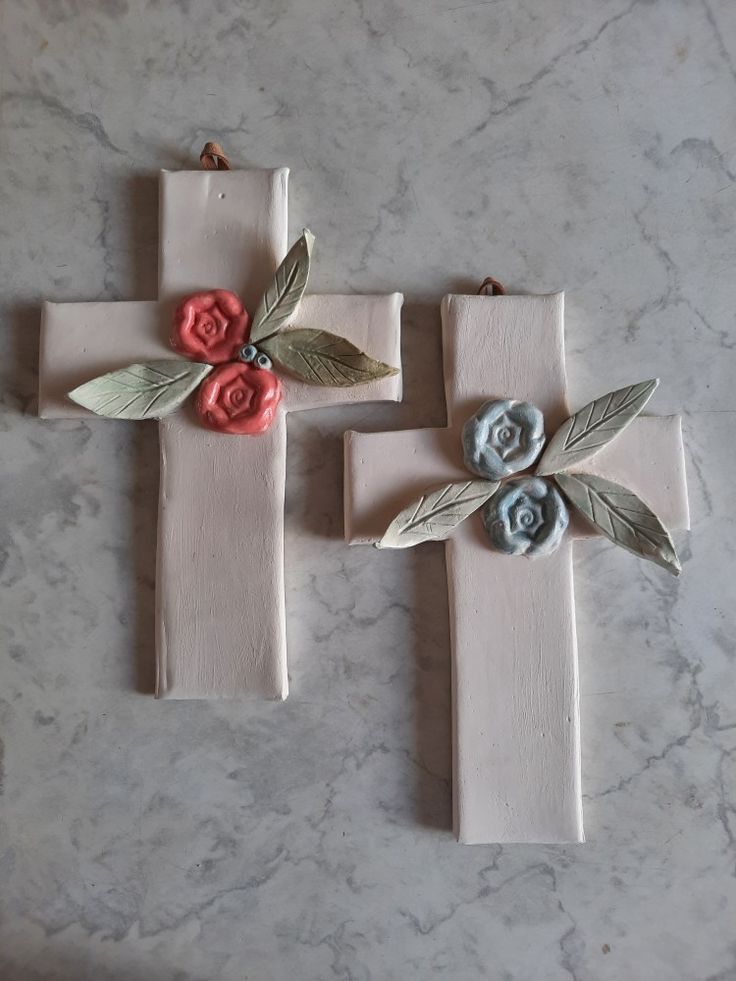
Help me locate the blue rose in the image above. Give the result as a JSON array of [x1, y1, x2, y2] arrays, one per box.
[[462, 399, 545, 481], [482, 476, 569, 557]]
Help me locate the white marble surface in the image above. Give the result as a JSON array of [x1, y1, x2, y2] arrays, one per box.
[[1, 0, 734, 977]]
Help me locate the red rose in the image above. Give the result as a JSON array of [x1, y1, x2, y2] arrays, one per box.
[[196, 362, 282, 435], [171, 290, 250, 363]]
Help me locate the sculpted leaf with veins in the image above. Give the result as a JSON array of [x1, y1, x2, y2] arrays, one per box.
[[377, 480, 499, 549], [537, 379, 659, 475]]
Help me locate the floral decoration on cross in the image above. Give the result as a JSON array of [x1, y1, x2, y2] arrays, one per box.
[[378, 379, 682, 575], [68, 230, 397, 435]]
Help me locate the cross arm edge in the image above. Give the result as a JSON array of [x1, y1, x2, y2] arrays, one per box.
[[343, 425, 466, 544]]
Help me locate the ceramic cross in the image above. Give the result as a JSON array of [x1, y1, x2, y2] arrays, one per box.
[[39, 161, 402, 699], [344, 292, 689, 844]]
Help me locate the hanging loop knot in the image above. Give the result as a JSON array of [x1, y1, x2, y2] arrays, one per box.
[[200, 142, 231, 170], [478, 276, 506, 296]]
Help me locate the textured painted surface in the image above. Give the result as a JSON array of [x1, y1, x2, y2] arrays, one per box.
[[2, 0, 734, 976], [345, 293, 689, 843]]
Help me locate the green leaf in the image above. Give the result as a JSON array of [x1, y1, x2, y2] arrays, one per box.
[[67, 360, 212, 419], [377, 480, 499, 549], [536, 379, 659, 475], [260, 328, 398, 387], [249, 229, 314, 343], [555, 472, 681, 576]]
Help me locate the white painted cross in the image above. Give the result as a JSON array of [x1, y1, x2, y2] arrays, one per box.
[[39, 163, 402, 699], [344, 292, 689, 843]]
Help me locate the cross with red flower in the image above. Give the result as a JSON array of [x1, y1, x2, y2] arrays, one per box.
[[39, 155, 402, 700]]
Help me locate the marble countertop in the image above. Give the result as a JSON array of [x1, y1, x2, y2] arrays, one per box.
[[1, 1, 734, 978]]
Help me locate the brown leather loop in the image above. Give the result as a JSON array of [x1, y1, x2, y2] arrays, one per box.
[[200, 142, 231, 170], [477, 276, 506, 296]]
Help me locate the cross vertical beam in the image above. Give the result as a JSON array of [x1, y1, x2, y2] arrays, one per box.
[[345, 292, 689, 843], [444, 293, 581, 842], [155, 167, 290, 699]]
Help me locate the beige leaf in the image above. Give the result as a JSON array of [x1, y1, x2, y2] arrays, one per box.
[[555, 471, 681, 576], [68, 360, 212, 419], [261, 328, 398, 387], [537, 379, 658, 475], [377, 480, 499, 549], [249, 229, 314, 343]]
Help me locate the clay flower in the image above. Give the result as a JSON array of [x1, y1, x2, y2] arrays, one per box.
[[196, 361, 281, 435], [171, 290, 250, 364], [482, 476, 569, 557], [462, 399, 545, 481]]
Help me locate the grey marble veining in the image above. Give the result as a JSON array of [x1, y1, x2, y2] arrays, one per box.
[[1, 0, 735, 978]]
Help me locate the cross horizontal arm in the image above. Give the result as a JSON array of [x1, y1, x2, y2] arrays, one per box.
[[344, 415, 690, 544], [39, 301, 168, 418], [344, 427, 466, 544], [280, 294, 402, 412], [39, 294, 403, 420]]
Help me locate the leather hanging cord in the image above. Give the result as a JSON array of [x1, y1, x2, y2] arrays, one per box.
[[478, 276, 506, 296], [200, 142, 231, 170]]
